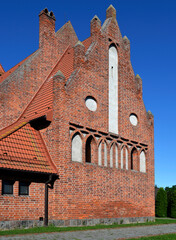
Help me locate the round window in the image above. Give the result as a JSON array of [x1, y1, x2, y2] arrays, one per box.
[[129, 114, 138, 126], [85, 96, 97, 112]]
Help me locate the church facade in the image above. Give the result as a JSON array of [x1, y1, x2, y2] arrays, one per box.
[[0, 5, 155, 229]]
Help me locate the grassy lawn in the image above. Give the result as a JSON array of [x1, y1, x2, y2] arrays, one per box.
[[129, 233, 176, 240], [0, 218, 176, 236]]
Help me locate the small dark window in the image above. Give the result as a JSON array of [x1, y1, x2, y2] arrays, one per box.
[[19, 182, 29, 195], [2, 180, 14, 195]]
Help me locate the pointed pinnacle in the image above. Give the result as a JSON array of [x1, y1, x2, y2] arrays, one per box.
[[107, 4, 116, 11], [123, 36, 129, 41], [106, 4, 116, 19], [135, 74, 142, 79], [54, 70, 65, 78], [91, 15, 101, 22], [74, 40, 85, 48]]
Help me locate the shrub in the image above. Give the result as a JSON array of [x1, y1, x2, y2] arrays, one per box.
[[155, 187, 167, 217]]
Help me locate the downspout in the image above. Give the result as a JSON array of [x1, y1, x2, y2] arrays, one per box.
[[44, 183, 49, 226], [44, 174, 58, 226]]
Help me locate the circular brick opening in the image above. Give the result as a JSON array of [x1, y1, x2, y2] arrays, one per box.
[[85, 96, 97, 112], [129, 114, 138, 126]]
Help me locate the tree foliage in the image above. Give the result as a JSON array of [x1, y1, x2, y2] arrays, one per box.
[[165, 185, 176, 217], [170, 190, 176, 218], [155, 187, 167, 217]]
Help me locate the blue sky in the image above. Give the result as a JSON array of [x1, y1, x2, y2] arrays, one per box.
[[1, 0, 176, 188]]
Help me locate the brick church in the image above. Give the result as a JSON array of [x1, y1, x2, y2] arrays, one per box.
[[0, 5, 155, 228]]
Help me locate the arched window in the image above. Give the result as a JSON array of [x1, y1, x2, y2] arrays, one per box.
[[121, 146, 124, 169], [71, 133, 82, 162], [98, 141, 102, 166], [125, 147, 128, 170], [140, 151, 146, 173], [85, 136, 97, 163], [121, 146, 128, 169], [131, 148, 138, 171], [104, 141, 108, 167], [110, 144, 113, 168], [110, 143, 118, 168], [109, 45, 118, 134], [115, 144, 118, 168]]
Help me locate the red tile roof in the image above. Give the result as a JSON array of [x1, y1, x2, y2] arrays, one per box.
[[52, 47, 74, 80], [0, 123, 57, 174]]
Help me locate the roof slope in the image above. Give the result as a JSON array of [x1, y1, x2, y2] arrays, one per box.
[[0, 123, 57, 174]]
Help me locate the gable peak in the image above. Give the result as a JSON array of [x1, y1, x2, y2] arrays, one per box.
[[123, 36, 129, 41], [106, 4, 116, 19], [135, 74, 142, 79], [91, 15, 101, 22]]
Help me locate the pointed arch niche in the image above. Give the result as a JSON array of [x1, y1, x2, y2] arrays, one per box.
[[140, 151, 146, 173], [110, 143, 118, 168], [131, 148, 138, 171], [121, 146, 128, 170], [71, 133, 82, 162], [98, 141, 102, 166], [85, 136, 97, 164], [109, 44, 118, 134]]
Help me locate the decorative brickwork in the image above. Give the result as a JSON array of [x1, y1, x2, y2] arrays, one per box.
[[0, 4, 154, 229]]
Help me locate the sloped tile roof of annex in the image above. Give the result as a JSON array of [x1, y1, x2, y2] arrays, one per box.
[[0, 122, 58, 174]]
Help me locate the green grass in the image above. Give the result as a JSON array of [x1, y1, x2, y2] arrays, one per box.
[[0, 218, 176, 236], [129, 233, 176, 240]]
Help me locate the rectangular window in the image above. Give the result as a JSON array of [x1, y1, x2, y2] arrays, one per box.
[[2, 180, 14, 195], [19, 182, 29, 195]]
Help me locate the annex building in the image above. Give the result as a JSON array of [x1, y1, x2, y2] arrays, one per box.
[[0, 5, 155, 229]]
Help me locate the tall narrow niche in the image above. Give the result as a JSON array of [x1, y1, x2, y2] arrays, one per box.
[[109, 45, 118, 134]]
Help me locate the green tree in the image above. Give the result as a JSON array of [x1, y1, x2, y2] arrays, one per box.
[[171, 190, 176, 218], [165, 187, 172, 217], [155, 187, 167, 217], [165, 185, 176, 217]]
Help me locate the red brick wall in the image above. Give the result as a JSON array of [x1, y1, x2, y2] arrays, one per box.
[[0, 6, 155, 223], [0, 180, 45, 221]]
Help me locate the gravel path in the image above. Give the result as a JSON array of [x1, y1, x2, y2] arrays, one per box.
[[0, 224, 176, 240]]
